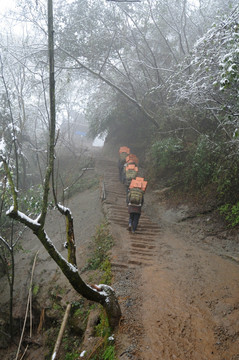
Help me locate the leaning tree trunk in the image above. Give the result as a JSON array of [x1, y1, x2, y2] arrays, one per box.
[[6, 184, 121, 329]]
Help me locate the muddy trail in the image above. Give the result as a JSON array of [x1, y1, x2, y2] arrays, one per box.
[[96, 154, 239, 360]]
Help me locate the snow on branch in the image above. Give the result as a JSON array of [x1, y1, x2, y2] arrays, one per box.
[[57, 203, 72, 216], [43, 230, 78, 273], [6, 207, 41, 231]]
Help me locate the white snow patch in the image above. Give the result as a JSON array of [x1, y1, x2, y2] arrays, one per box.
[[80, 350, 86, 357], [98, 284, 115, 292], [58, 203, 72, 215], [44, 231, 78, 273], [11, 210, 41, 227], [100, 290, 109, 298], [0, 137, 6, 152], [97, 284, 116, 303], [6, 205, 14, 215], [105, 297, 110, 304]]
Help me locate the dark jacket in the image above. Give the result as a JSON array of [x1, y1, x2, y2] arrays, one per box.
[[128, 204, 142, 214]]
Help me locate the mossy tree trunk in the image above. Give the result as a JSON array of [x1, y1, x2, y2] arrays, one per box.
[[7, 206, 121, 329]]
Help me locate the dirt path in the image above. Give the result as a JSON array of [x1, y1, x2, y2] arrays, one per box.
[[96, 154, 239, 360]]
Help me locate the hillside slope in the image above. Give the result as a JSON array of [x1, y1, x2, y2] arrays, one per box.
[[96, 151, 239, 360]]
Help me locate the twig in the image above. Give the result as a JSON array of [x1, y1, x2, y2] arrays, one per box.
[[37, 309, 45, 334], [51, 303, 71, 360], [15, 251, 39, 360], [102, 180, 106, 201], [19, 345, 28, 360], [86, 337, 105, 360]]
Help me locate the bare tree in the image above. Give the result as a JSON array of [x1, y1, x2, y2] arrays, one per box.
[[0, 0, 121, 330]]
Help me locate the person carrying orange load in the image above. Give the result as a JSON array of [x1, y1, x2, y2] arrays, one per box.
[[126, 178, 147, 233], [118, 146, 130, 182], [124, 163, 138, 188], [120, 153, 139, 184]]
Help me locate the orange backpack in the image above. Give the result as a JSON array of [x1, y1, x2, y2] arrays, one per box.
[[130, 177, 148, 192], [119, 147, 130, 163], [126, 154, 139, 165], [119, 146, 130, 154]]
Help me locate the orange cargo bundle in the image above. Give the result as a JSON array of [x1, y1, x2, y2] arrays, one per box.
[[130, 178, 148, 192], [135, 177, 147, 190], [129, 179, 142, 189], [119, 146, 130, 154], [126, 154, 139, 165], [126, 164, 138, 172]]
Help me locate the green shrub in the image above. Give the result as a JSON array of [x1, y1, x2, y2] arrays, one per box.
[[20, 184, 45, 216], [150, 137, 183, 171], [185, 135, 218, 188], [92, 310, 116, 360], [95, 310, 110, 338], [100, 258, 112, 285], [214, 159, 239, 202], [85, 222, 114, 271], [219, 202, 239, 227], [32, 284, 40, 296], [65, 351, 79, 360], [90, 343, 116, 360], [102, 345, 116, 360]]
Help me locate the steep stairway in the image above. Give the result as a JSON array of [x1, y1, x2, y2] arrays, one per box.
[[96, 157, 160, 268]]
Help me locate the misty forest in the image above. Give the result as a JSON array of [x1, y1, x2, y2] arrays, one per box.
[[0, 0, 239, 359]]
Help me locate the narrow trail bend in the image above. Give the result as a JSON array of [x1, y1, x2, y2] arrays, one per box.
[[96, 154, 239, 360]]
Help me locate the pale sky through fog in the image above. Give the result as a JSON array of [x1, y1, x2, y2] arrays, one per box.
[[0, 0, 200, 13], [0, 0, 16, 13]]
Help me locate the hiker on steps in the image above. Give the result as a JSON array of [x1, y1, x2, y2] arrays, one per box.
[[126, 184, 144, 234], [118, 146, 130, 182]]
